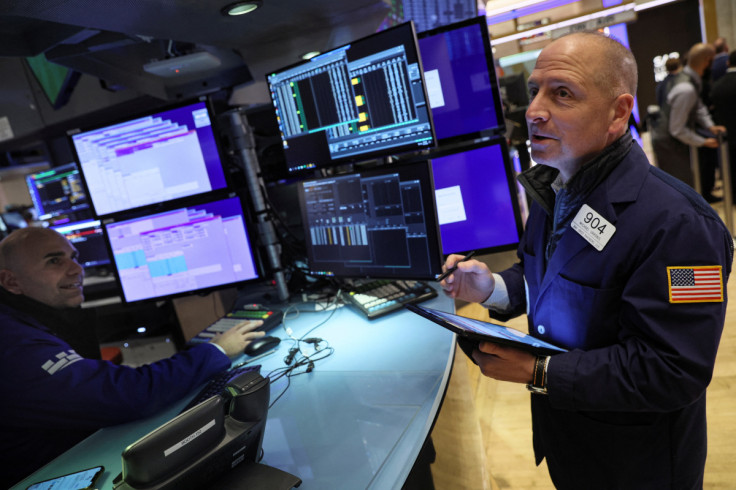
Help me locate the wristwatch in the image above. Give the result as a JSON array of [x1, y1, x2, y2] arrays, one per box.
[[526, 355, 550, 395]]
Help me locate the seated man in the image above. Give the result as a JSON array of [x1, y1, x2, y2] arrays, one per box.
[[0, 227, 265, 488]]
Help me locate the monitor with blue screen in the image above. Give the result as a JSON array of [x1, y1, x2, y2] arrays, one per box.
[[25, 162, 90, 220], [418, 16, 505, 144], [430, 139, 523, 255], [267, 21, 435, 173], [104, 195, 259, 303], [50, 219, 111, 269], [70, 99, 227, 218]]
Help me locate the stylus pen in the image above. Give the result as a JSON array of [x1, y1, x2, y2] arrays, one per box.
[[436, 250, 477, 282]]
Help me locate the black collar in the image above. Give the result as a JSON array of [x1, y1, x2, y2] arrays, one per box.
[[518, 130, 634, 216], [0, 288, 101, 359]]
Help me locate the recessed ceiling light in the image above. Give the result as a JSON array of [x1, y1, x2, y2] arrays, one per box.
[[301, 51, 321, 60], [222, 1, 262, 16]]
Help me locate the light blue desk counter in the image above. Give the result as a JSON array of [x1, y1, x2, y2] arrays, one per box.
[[14, 290, 455, 490]]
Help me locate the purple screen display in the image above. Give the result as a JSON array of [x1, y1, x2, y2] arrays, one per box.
[[72, 101, 227, 217], [432, 143, 520, 254], [105, 196, 259, 303], [419, 22, 503, 141]]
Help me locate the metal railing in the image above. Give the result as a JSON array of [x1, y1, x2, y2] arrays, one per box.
[[691, 131, 734, 235]]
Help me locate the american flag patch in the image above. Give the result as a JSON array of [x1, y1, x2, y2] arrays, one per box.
[[667, 266, 723, 303]]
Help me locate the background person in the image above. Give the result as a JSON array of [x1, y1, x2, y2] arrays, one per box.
[[652, 43, 725, 201], [711, 50, 736, 201]]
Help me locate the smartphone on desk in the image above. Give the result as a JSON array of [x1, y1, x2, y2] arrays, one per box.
[[27, 465, 104, 490]]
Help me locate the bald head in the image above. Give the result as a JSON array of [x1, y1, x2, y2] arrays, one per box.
[[555, 32, 638, 99], [687, 43, 716, 74], [0, 227, 64, 271], [526, 31, 636, 180], [714, 37, 728, 54], [0, 227, 85, 308]]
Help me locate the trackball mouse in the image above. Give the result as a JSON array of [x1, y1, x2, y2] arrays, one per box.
[[244, 335, 281, 356]]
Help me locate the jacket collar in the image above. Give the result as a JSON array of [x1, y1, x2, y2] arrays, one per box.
[[518, 130, 635, 217], [683, 65, 702, 91], [0, 287, 100, 359]]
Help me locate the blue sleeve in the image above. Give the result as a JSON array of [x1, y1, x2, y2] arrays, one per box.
[[0, 325, 231, 430]]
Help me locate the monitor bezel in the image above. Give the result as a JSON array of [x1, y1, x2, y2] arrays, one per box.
[[68, 96, 231, 220], [417, 15, 507, 147], [101, 190, 263, 305], [296, 160, 444, 281], [266, 21, 437, 175], [427, 137, 524, 257]]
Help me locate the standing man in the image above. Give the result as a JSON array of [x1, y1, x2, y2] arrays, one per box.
[[0, 227, 266, 488], [711, 37, 730, 83], [656, 56, 682, 107], [651, 43, 725, 201], [442, 32, 732, 489], [710, 50, 736, 196]]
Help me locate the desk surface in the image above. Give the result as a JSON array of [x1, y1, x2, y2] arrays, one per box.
[[14, 290, 455, 490]]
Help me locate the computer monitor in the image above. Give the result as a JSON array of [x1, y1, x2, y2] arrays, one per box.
[[266, 21, 435, 174], [104, 194, 260, 303], [69, 99, 228, 218], [418, 16, 506, 144], [297, 161, 443, 280], [25, 162, 90, 220], [50, 219, 111, 268], [430, 139, 523, 255], [0, 212, 28, 231]]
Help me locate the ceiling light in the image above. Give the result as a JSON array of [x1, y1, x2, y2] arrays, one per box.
[[222, 1, 262, 16], [634, 0, 680, 11], [301, 51, 321, 60], [490, 3, 635, 45], [484, 0, 550, 18]]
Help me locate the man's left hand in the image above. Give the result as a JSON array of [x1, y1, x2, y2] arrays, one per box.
[[472, 342, 537, 384]]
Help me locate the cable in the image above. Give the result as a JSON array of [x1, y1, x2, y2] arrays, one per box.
[[265, 294, 340, 408], [267, 344, 334, 408], [297, 289, 342, 341]]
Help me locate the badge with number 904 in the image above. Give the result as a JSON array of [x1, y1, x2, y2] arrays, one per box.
[[571, 204, 616, 251]]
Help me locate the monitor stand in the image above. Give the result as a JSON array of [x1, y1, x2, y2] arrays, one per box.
[[172, 288, 238, 342]]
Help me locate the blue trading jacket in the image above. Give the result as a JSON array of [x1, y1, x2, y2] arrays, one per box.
[[0, 299, 230, 488], [496, 142, 733, 489]]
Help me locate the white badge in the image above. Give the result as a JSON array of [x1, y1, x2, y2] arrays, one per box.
[[570, 204, 616, 251]]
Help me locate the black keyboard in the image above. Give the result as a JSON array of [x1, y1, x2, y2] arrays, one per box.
[[181, 365, 260, 413], [188, 306, 284, 345], [342, 279, 438, 319]]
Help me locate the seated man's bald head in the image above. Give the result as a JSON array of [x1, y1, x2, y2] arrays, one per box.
[[0, 227, 85, 308], [0, 227, 62, 271]]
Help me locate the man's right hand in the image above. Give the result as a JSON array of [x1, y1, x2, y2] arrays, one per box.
[[440, 254, 495, 304], [703, 137, 720, 149], [211, 320, 265, 358]]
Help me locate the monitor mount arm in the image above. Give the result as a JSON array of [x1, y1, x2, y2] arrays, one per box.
[[225, 109, 289, 302]]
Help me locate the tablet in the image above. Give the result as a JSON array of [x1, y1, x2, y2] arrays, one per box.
[[405, 304, 567, 356]]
